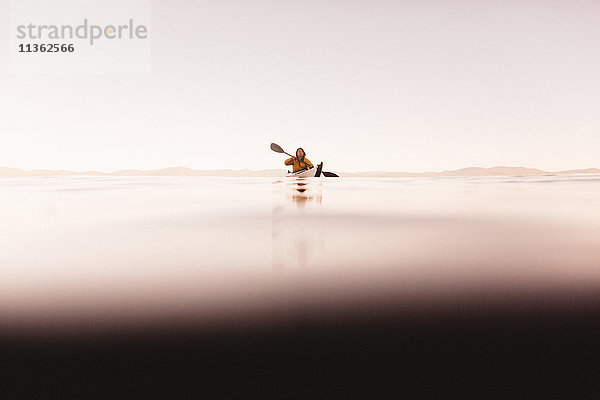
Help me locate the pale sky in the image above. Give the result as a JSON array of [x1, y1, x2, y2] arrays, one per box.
[[1, 0, 599, 172]]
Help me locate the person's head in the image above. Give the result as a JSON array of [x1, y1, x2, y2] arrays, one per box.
[[296, 148, 306, 159]]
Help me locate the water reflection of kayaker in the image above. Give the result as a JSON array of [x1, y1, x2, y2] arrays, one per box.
[[284, 148, 314, 172]]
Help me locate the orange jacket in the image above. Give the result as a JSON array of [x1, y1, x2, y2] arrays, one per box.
[[284, 157, 314, 172]]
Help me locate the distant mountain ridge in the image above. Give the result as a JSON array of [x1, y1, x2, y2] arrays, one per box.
[[339, 167, 600, 177], [1, 166, 599, 178], [0, 167, 286, 177]]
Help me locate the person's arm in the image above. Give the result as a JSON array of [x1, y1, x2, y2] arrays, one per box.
[[284, 157, 294, 166], [305, 159, 314, 168]]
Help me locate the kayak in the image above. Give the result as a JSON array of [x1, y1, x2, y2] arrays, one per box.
[[287, 168, 317, 178], [286, 163, 323, 178]]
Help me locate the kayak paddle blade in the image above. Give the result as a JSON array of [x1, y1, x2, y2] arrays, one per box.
[[270, 143, 285, 153], [322, 171, 339, 177], [315, 162, 323, 177]]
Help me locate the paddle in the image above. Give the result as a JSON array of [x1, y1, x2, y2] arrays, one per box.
[[270, 143, 339, 177], [270, 143, 294, 158]]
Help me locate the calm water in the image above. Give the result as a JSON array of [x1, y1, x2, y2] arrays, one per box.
[[1, 175, 599, 332]]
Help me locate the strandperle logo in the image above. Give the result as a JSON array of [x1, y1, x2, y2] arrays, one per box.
[[16, 19, 149, 45]]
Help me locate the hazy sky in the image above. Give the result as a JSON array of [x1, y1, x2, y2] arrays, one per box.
[[1, 0, 599, 172]]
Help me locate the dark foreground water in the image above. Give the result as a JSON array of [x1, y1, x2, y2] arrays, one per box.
[[1, 175, 599, 397]]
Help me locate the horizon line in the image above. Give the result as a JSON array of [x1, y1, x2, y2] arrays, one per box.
[[1, 165, 599, 178]]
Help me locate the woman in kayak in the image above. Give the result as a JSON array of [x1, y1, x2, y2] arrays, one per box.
[[285, 148, 314, 172]]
